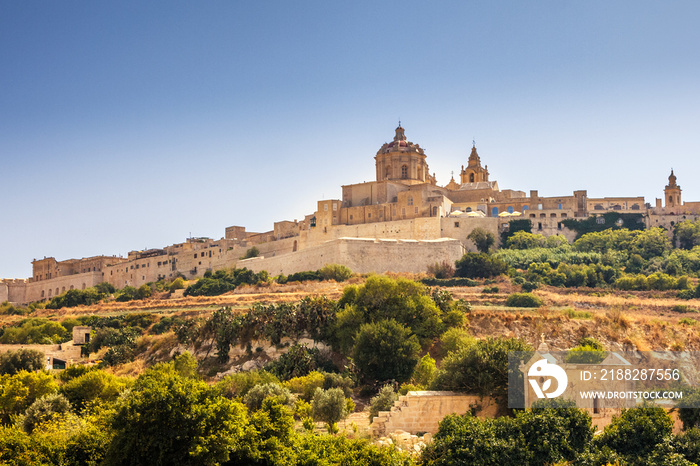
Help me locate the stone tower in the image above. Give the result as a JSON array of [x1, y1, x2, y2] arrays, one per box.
[[375, 125, 436, 185], [665, 169, 682, 209], [460, 144, 490, 184]]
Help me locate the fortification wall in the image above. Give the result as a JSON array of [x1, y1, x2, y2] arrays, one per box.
[[305, 216, 443, 246], [0, 282, 7, 303], [23, 271, 104, 303], [238, 237, 463, 276], [440, 217, 499, 251], [0, 279, 28, 303]]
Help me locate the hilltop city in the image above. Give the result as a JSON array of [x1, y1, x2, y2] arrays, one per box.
[[2, 125, 699, 304]]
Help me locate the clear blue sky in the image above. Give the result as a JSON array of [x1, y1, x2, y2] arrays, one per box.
[[2, 1, 699, 279]]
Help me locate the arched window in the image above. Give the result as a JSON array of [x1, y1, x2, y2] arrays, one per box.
[[522, 205, 529, 211], [466, 207, 472, 212], [401, 165, 408, 179], [669, 195, 674, 204], [385, 166, 391, 178], [491, 207, 499, 216], [417, 168, 423, 180], [469, 173, 475, 182], [507, 206, 514, 214], [558, 203, 563, 210]]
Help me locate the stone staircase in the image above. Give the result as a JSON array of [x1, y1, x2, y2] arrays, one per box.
[[370, 391, 497, 437]]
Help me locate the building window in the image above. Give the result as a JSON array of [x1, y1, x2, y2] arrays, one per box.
[[558, 203, 563, 210], [401, 165, 408, 179], [333, 203, 337, 211], [385, 166, 391, 178], [368, 213, 371, 218], [414, 207, 418, 214], [596, 217, 605, 224], [470, 173, 475, 182], [408, 196, 413, 206], [350, 215, 353, 220], [454, 222, 460, 228], [491, 207, 499, 216], [523, 205, 529, 211], [558, 222, 562, 230], [507, 206, 514, 214], [324, 204, 328, 211], [194, 253, 197, 258]]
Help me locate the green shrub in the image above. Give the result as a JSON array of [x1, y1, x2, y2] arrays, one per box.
[[672, 305, 698, 314], [46, 287, 106, 309], [412, 354, 437, 387], [216, 370, 280, 399], [0, 318, 70, 345], [427, 260, 455, 279], [21, 393, 71, 433], [562, 308, 591, 319], [455, 252, 509, 279], [368, 385, 398, 422], [398, 383, 424, 395], [521, 281, 539, 292], [420, 277, 479, 287], [431, 337, 533, 403], [565, 346, 607, 364], [439, 328, 475, 356], [0, 301, 29, 315], [312, 387, 349, 432], [505, 292, 543, 308], [352, 319, 420, 384], [168, 277, 186, 292], [679, 318, 697, 326], [318, 264, 353, 282], [184, 267, 269, 297], [264, 344, 336, 381], [285, 270, 322, 283], [241, 246, 260, 259], [284, 371, 325, 402], [0, 348, 45, 375], [243, 383, 295, 411]]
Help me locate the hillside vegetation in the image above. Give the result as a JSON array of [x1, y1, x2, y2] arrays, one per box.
[[2, 222, 700, 464]]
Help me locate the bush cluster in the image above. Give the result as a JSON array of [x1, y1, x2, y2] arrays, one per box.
[[184, 267, 269, 296]]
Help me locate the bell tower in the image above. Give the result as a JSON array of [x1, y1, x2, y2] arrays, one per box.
[[459, 143, 489, 184], [664, 169, 682, 209]]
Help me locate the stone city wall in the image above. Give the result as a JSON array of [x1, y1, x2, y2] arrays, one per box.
[[23, 271, 104, 303], [239, 237, 464, 276]]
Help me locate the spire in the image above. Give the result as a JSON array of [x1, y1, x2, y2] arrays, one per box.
[[394, 124, 406, 142], [467, 145, 481, 168], [669, 169, 677, 187]]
